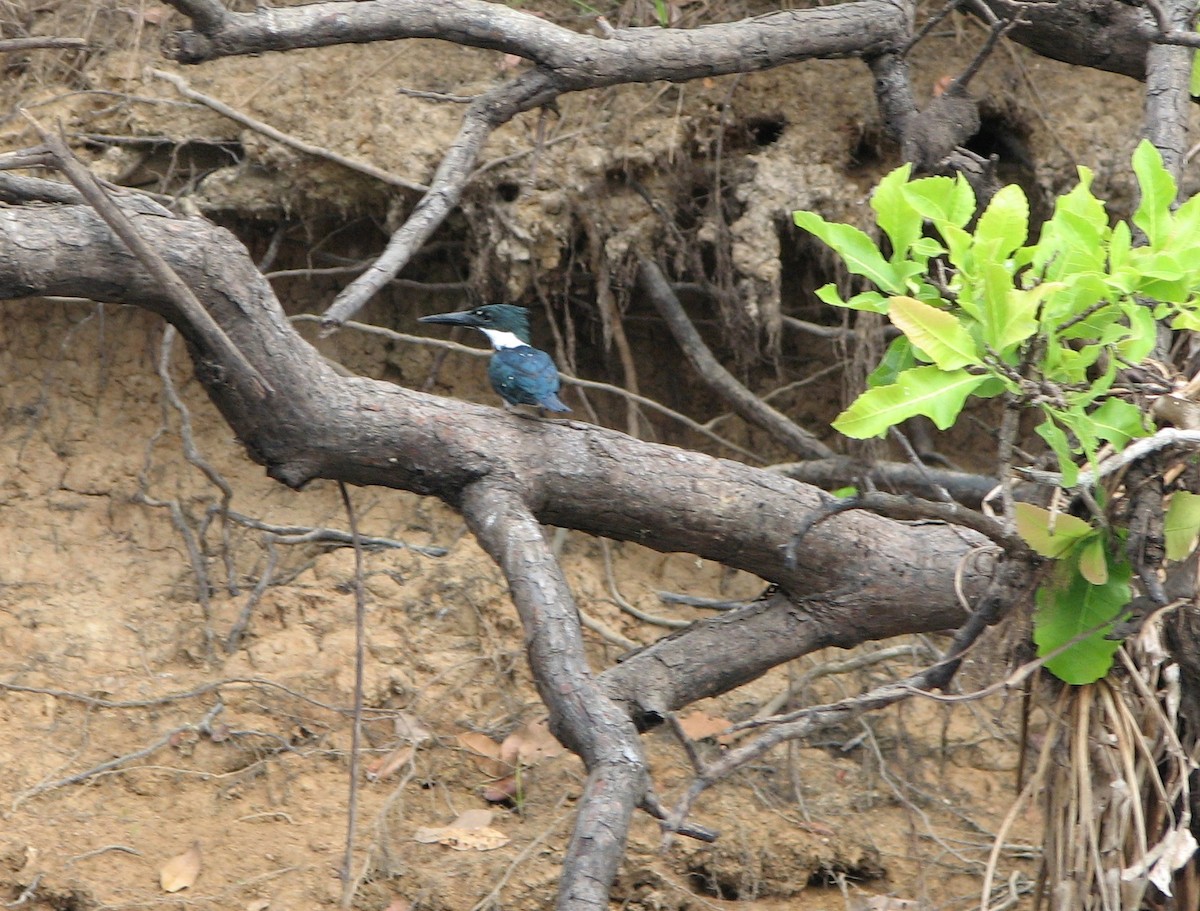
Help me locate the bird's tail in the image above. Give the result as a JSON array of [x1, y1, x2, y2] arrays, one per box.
[[542, 393, 571, 412]]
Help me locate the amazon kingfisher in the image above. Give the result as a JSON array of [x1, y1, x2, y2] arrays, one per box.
[[419, 304, 571, 413]]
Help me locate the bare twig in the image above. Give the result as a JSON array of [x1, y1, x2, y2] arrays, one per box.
[[337, 481, 368, 909], [1017, 428, 1200, 489], [225, 538, 279, 653], [638, 257, 834, 460], [160, 326, 239, 595], [203, 502, 447, 556], [0, 37, 88, 53], [149, 69, 428, 193], [15, 703, 224, 805], [20, 113, 272, 397]]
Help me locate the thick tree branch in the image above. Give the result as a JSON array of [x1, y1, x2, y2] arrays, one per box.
[[773, 456, 999, 507], [321, 68, 558, 327], [162, 0, 908, 71], [0, 202, 1018, 733], [1142, 0, 1196, 177], [163, 0, 911, 323], [461, 482, 647, 911]]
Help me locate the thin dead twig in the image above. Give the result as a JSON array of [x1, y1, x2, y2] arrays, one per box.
[[14, 703, 224, 806], [149, 69, 428, 193], [601, 540, 688, 629], [0, 37, 88, 52], [1018, 428, 1200, 489], [20, 112, 272, 398], [225, 538, 279, 653], [337, 481, 368, 909], [638, 256, 834, 461], [204, 502, 446, 556], [160, 326, 239, 595], [468, 800, 573, 911]]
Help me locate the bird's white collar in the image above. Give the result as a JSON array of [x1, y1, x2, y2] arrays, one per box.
[[480, 328, 526, 350]]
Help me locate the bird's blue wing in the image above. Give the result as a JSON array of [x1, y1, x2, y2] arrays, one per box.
[[489, 347, 570, 411]]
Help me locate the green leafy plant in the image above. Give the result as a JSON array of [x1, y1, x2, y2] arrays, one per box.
[[793, 141, 1200, 683]]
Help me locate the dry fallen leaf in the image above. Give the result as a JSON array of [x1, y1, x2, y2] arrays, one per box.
[[413, 809, 510, 851], [499, 719, 564, 766], [160, 842, 202, 893], [450, 808, 493, 830], [481, 776, 518, 803], [457, 731, 512, 778], [366, 744, 413, 782]]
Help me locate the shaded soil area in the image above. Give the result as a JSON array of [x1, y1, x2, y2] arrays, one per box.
[[0, 1, 1155, 907]]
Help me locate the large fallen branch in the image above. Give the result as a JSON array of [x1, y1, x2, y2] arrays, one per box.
[[0, 185, 1030, 907]]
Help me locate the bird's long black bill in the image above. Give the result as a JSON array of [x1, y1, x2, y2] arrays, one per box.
[[418, 310, 483, 328]]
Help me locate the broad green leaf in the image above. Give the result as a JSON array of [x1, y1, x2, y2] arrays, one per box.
[[816, 283, 889, 313], [832, 366, 985, 438], [1132, 139, 1176, 247], [1087, 398, 1148, 449], [1035, 415, 1079, 487], [1014, 502, 1094, 558], [871, 163, 921, 261], [942, 223, 974, 274], [992, 285, 1047, 353], [1034, 555, 1130, 684], [887, 296, 981, 370], [1171, 191, 1200, 245], [974, 184, 1029, 258], [1116, 303, 1158, 363], [794, 212, 901, 293], [1165, 491, 1200, 561], [1034, 171, 1107, 277], [1043, 272, 1109, 330], [1170, 308, 1200, 331], [1078, 536, 1109, 585], [831, 485, 859, 499], [902, 175, 975, 227]]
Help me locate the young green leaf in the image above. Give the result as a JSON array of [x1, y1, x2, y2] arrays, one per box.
[[902, 175, 976, 228], [1132, 139, 1176, 247], [1013, 502, 1094, 558], [832, 366, 985, 438], [793, 212, 901, 293], [1034, 416, 1080, 488], [1164, 491, 1200, 561], [871, 163, 921, 261], [1033, 555, 1130, 684], [816, 284, 888, 313], [973, 183, 1029, 258], [1087, 398, 1148, 450], [887, 296, 981, 370]]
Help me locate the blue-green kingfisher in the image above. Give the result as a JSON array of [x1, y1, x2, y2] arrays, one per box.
[[419, 304, 571, 413]]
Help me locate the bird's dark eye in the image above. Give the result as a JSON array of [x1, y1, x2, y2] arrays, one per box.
[[474, 309, 491, 321]]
